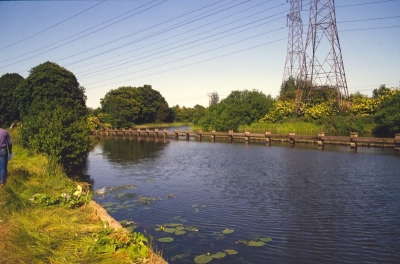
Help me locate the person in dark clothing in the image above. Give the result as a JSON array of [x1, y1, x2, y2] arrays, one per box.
[[0, 120, 12, 186]]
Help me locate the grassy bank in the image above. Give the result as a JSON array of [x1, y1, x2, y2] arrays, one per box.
[[134, 122, 192, 129], [0, 130, 163, 263]]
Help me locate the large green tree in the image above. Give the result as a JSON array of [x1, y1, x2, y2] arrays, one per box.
[[0, 73, 24, 126], [15, 61, 90, 168], [14, 61, 87, 117], [199, 89, 274, 131], [374, 90, 400, 135], [100, 85, 170, 128]]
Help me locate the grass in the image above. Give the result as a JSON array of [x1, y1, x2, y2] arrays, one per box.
[[134, 122, 192, 129], [0, 129, 165, 263], [239, 120, 325, 135]]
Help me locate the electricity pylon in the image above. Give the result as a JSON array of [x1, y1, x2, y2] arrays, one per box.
[[282, 0, 303, 84], [297, 0, 348, 105]]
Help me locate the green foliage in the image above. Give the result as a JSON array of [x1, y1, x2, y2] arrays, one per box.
[[374, 90, 400, 135], [91, 229, 149, 262], [87, 116, 100, 130], [170, 104, 206, 124], [279, 76, 298, 101], [28, 184, 91, 208], [100, 85, 170, 128], [316, 115, 375, 133], [199, 89, 274, 131], [20, 104, 91, 168], [259, 100, 295, 123], [14, 61, 87, 118], [0, 73, 24, 126]]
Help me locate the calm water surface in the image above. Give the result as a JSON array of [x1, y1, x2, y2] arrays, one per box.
[[86, 136, 400, 263]]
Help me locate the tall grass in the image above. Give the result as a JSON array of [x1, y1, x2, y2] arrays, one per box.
[[239, 120, 324, 134], [0, 129, 164, 263], [135, 122, 192, 129]]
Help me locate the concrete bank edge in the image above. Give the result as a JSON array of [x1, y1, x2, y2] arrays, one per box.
[[89, 200, 168, 264]]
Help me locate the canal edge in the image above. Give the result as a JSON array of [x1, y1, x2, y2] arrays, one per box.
[[89, 200, 168, 264]]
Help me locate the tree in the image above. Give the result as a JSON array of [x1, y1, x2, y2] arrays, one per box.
[[372, 84, 392, 99], [199, 89, 275, 131], [0, 73, 24, 126], [100, 85, 170, 128], [100, 87, 141, 128], [15, 61, 90, 168], [210, 92, 219, 106], [14, 61, 87, 117], [374, 90, 400, 135]]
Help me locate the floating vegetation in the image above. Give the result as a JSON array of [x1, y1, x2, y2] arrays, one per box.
[[238, 239, 266, 247], [171, 253, 190, 262], [157, 237, 174, 243], [175, 230, 186, 235], [172, 215, 187, 222], [194, 251, 230, 263], [222, 228, 234, 234], [192, 204, 198, 208], [224, 249, 238, 255], [141, 179, 153, 183], [211, 252, 226, 259], [201, 205, 206, 208], [135, 195, 162, 206], [114, 192, 136, 202], [155, 223, 198, 236], [260, 237, 273, 242], [119, 220, 137, 232], [194, 254, 213, 264], [93, 185, 137, 195]]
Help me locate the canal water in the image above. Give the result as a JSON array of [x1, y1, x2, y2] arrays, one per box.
[[86, 136, 400, 263]]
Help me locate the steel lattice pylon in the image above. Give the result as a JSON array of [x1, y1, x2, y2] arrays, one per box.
[[297, 0, 348, 105], [282, 0, 303, 83]]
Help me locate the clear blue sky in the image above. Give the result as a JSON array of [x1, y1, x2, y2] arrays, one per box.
[[1, 0, 399, 109]]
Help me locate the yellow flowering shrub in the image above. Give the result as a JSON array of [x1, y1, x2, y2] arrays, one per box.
[[301, 100, 339, 121], [259, 100, 296, 123]]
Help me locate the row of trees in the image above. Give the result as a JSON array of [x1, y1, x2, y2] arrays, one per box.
[[0, 62, 90, 168]]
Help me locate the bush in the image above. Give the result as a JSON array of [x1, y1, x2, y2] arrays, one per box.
[[20, 104, 90, 168]]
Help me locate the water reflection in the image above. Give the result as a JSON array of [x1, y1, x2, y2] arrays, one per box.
[[98, 136, 167, 166], [87, 137, 400, 263]]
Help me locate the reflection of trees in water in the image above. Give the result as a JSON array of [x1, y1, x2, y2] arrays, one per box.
[[100, 137, 167, 166], [66, 155, 94, 186]]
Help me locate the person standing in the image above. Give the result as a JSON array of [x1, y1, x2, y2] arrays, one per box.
[[0, 120, 12, 186]]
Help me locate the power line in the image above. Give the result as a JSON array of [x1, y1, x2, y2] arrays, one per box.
[[60, 0, 253, 68], [0, 0, 164, 64], [72, 0, 278, 74], [77, 6, 287, 79], [0, 1, 107, 51], [86, 37, 286, 90]]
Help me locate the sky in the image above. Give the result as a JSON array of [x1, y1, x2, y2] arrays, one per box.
[[0, 0, 399, 109]]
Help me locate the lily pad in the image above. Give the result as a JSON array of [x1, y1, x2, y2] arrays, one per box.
[[260, 237, 273, 242], [194, 254, 212, 264], [175, 230, 186, 235], [192, 204, 198, 208], [211, 252, 226, 259], [247, 240, 266, 247], [222, 228, 234, 234], [224, 249, 238, 255], [157, 237, 174, 243], [165, 223, 181, 227], [201, 205, 207, 208], [163, 228, 177, 233], [176, 226, 185, 231]]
